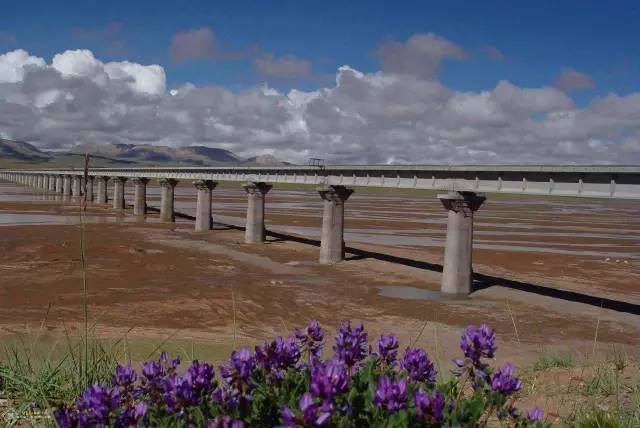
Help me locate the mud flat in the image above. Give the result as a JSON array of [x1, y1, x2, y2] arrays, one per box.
[[0, 181, 638, 369]]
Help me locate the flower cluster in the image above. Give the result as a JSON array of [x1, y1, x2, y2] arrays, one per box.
[[53, 321, 548, 428]]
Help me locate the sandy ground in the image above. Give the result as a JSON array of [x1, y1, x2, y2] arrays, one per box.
[[0, 180, 638, 374]]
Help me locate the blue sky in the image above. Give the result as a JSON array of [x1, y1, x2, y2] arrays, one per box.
[[1, 1, 640, 164], [3, 0, 639, 100]]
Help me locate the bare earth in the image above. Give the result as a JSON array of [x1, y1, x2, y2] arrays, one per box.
[[2, 180, 640, 418]]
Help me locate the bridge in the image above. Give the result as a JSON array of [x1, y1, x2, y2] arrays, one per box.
[[2, 165, 639, 296]]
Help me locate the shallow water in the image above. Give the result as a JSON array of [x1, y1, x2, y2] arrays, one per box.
[[378, 286, 444, 301]]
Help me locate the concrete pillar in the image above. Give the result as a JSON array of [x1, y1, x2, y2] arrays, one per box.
[[242, 181, 272, 243], [72, 176, 82, 197], [133, 177, 149, 216], [48, 175, 56, 192], [193, 180, 217, 231], [317, 185, 354, 264], [112, 177, 127, 210], [159, 178, 178, 222], [62, 175, 71, 196], [85, 176, 94, 202], [42, 175, 49, 191], [438, 191, 486, 295], [96, 177, 109, 203], [55, 175, 63, 193]]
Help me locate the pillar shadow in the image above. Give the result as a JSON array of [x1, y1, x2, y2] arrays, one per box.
[[144, 207, 640, 316]]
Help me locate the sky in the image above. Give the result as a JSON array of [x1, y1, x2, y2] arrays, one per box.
[[1, 0, 639, 164]]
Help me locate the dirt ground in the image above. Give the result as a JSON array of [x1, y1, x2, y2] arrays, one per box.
[[0, 181, 638, 367]]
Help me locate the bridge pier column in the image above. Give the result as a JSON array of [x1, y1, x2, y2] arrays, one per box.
[[72, 176, 82, 197], [133, 178, 149, 216], [96, 176, 109, 203], [317, 185, 354, 264], [159, 178, 178, 222], [55, 175, 63, 193], [438, 191, 486, 295], [48, 175, 56, 192], [112, 177, 127, 210], [243, 181, 272, 243], [42, 175, 49, 191], [85, 176, 94, 202], [62, 175, 72, 196], [194, 180, 217, 231]]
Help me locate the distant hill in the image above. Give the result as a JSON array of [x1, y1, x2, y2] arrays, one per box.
[[72, 142, 241, 165], [0, 139, 52, 162], [0, 140, 288, 167]]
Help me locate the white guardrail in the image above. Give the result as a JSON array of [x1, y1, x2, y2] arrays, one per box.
[[2, 165, 640, 199]]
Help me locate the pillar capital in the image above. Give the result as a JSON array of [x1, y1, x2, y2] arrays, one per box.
[[113, 176, 128, 183], [438, 191, 486, 215], [242, 181, 272, 195], [97, 175, 110, 182], [159, 178, 178, 188], [132, 177, 150, 185], [317, 185, 353, 203], [193, 180, 218, 191]]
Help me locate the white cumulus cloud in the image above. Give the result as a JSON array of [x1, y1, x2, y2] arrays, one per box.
[[0, 47, 639, 164]]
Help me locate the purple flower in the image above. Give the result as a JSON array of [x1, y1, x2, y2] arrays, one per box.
[[310, 359, 349, 401], [460, 324, 496, 366], [491, 363, 521, 395], [296, 320, 325, 365], [373, 376, 408, 413], [112, 364, 137, 388], [187, 360, 216, 393], [401, 348, 437, 383], [333, 321, 368, 370], [281, 393, 332, 427], [212, 383, 240, 410], [53, 405, 77, 428], [206, 415, 246, 428], [377, 333, 399, 365], [255, 336, 301, 380], [225, 347, 256, 382], [116, 400, 148, 426], [75, 383, 121, 424], [414, 388, 445, 421], [528, 407, 544, 422]]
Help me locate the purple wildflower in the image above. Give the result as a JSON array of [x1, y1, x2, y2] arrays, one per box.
[[206, 415, 246, 428], [281, 393, 332, 427], [212, 382, 240, 410], [255, 335, 301, 381], [491, 363, 522, 395], [374, 376, 408, 413], [112, 364, 137, 389], [414, 388, 445, 421], [460, 324, 496, 366], [296, 320, 325, 365], [224, 347, 256, 382], [401, 348, 437, 383], [376, 333, 399, 366], [309, 359, 349, 401], [116, 400, 148, 426], [187, 360, 216, 393], [528, 407, 544, 422], [333, 321, 368, 370], [75, 383, 121, 425]]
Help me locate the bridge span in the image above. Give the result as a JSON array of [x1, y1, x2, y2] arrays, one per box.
[[2, 165, 639, 296]]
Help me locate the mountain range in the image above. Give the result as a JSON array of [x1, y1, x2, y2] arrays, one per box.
[[0, 139, 286, 166]]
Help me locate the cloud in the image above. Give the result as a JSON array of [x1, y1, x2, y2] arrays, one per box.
[[170, 27, 218, 62], [170, 26, 313, 79], [252, 53, 311, 78], [481, 45, 505, 61], [555, 68, 595, 92], [0, 47, 639, 164], [375, 33, 466, 79], [72, 22, 127, 57]]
